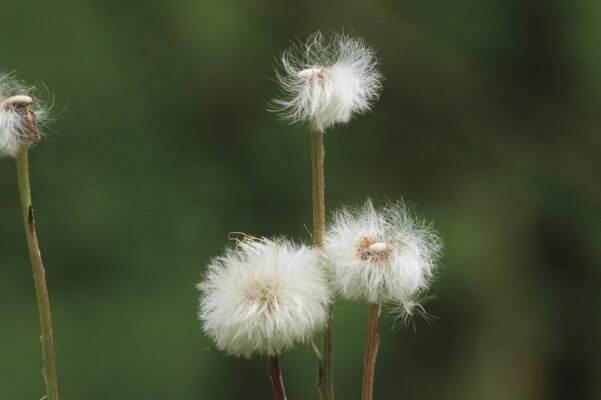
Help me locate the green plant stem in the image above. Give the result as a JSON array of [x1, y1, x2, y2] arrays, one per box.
[[361, 303, 381, 400], [311, 128, 334, 400], [16, 146, 59, 400], [268, 355, 288, 400]]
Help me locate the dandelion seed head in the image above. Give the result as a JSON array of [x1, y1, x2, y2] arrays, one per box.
[[271, 31, 383, 131], [0, 73, 48, 158], [197, 237, 331, 358], [325, 200, 443, 303]]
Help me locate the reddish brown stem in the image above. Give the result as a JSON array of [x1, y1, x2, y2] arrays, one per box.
[[361, 303, 381, 400], [268, 355, 288, 400]]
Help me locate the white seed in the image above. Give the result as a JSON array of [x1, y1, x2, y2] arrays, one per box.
[[297, 67, 324, 79], [2, 95, 33, 106], [367, 242, 388, 252]]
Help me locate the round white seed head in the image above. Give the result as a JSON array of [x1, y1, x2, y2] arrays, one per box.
[[325, 200, 442, 304], [271, 31, 383, 131], [197, 237, 331, 358], [0, 74, 47, 158]]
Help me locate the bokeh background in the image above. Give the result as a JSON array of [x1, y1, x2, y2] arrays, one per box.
[[1, 0, 600, 399]]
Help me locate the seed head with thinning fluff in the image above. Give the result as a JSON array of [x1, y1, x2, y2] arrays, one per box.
[[271, 32, 383, 131], [324, 200, 442, 304], [197, 237, 331, 358], [0, 73, 47, 158]]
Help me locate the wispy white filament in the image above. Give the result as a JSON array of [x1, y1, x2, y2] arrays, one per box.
[[0, 73, 47, 158], [197, 237, 331, 358], [324, 200, 442, 304], [271, 32, 383, 131]]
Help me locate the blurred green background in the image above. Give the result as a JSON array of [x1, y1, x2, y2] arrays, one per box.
[[1, 0, 600, 399]]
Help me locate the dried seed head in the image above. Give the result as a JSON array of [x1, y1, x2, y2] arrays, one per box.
[[0, 74, 48, 158], [271, 32, 383, 131], [1, 95, 41, 143], [197, 237, 331, 358], [325, 199, 443, 303]]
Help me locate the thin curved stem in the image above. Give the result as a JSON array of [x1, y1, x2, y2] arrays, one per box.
[[311, 128, 334, 400], [361, 303, 381, 400], [268, 355, 288, 400], [16, 146, 60, 400]]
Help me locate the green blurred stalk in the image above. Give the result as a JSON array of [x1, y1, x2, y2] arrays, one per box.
[[311, 128, 334, 400], [16, 146, 60, 400], [361, 303, 381, 400]]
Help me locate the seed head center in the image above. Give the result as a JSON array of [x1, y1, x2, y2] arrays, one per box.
[[0, 95, 41, 142], [297, 66, 332, 79], [356, 236, 392, 262], [245, 280, 280, 309]]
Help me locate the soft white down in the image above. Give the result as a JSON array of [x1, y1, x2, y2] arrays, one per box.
[[197, 237, 331, 358], [272, 31, 383, 131], [0, 74, 46, 158], [324, 200, 442, 304]]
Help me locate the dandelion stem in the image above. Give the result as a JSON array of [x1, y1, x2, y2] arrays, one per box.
[[310, 129, 326, 248], [361, 303, 381, 400], [310, 128, 334, 400], [268, 355, 288, 400], [16, 146, 60, 400]]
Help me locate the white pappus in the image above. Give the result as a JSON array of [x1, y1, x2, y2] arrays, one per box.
[[324, 200, 442, 304], [197, 237, 331, 358], [0, 74, 47, 158], [271, 31, 383, 131]]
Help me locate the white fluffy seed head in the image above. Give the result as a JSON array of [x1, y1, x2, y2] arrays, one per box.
[[271, 31, 383, 131], [197, 237, 331, 358], [325, 200, 443, 304], [0, 73, 47, 158]]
